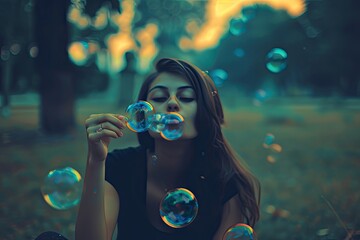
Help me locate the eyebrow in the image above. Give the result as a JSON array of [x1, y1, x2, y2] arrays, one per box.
[[148, 85, 194, 94]]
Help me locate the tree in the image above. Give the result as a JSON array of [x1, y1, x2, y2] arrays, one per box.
[[34, 0, 75, 134]]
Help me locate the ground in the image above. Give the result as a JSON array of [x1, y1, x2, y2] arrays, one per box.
[[1, 96, 359, 240]]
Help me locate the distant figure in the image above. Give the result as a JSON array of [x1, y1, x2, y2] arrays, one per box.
[[76, 58, 261, 240], [119, 51, 137, 107]]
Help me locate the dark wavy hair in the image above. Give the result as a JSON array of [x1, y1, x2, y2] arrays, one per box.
[[136, 58, 260, 227]]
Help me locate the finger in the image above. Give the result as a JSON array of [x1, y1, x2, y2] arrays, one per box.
[[88, 128, 120, 142], [85, 114, 126, 129], [87, 124, 123, 137], [101, 122, 124, 137]]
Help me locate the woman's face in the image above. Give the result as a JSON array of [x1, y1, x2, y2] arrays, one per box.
[[146, 72, 198, 139]]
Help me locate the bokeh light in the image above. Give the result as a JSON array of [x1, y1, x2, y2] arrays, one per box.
[[1, 46, 10, 61], [234, 48, 245, 58], [263, 133, 283, 163], [68, 41, 90, 66], [28, 43, 39, 58], [253, 89, 268, 106], [223, 223, 254, 240], [41, 167, 82, 210], [10, 43, 21, 55], [160, 188, 198, 228], [209, 69, 228, 88]]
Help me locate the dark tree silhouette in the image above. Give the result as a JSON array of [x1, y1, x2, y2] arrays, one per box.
[[34, 0, 75, 134]]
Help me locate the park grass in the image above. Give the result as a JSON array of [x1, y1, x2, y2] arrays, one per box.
[[0, 97, 359, 240]]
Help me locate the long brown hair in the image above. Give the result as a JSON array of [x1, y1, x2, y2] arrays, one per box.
[[137, 58, 260, 227]]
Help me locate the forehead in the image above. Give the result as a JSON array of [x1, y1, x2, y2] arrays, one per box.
[[149, 72, 192, 90]]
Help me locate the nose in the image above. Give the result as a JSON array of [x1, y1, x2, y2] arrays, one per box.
[[167, 97, 180, 112]]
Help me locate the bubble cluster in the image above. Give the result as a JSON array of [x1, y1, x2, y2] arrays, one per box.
[[223, 223, 254, 240], [125, 101, 185, 140], [160, 188, 198, 228], [266, 48, 288, 73], [41, 167, 82, 210]]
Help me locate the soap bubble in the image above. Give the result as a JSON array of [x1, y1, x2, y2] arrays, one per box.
[[266, 48, 288, 73], [160, 188, 198, 228], [148, 113, 166, 133], [223, 223, 254, 240], [41, 167, 82, 210], [125, 101, 154, 132], [160, 112, 184, 141], [229, 18, 246, 36], [263, 133, 275, 147]]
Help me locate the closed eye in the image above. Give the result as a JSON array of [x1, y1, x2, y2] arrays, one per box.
[[179, 97, 195, 102], [151, 97, 168, 102]]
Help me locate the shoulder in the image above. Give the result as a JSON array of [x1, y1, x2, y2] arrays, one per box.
[[107, 145, 145, 160]]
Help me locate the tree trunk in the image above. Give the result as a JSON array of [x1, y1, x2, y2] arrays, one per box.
[[34, 0, 75, 134]]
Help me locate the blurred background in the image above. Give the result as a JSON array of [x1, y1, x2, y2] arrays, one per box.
[[0, 0, 359, 239]]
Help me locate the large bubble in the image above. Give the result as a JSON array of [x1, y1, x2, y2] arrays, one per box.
[[160, 188, 198, 228], [41, 167, 82, 210], [223, 223, 254, 240], [125, 101, 155, 132], [266, 48, 288, 73]]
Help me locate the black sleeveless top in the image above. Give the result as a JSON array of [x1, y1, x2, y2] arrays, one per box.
[[105, 146, 238, 240]]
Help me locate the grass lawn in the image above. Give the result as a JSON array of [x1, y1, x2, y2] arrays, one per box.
[[1, 97, 359, 240]]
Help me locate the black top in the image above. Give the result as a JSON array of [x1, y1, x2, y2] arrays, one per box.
[[105, 146, 238, 240]]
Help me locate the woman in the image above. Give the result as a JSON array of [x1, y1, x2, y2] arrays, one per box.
[[75, 58, 260, 240]]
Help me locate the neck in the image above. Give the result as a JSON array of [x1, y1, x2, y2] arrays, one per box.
[[148, 138, 196, 181]]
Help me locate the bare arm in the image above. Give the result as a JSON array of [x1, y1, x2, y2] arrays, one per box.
[[212, 181, 261, 240], [75, 114, 125, 240], [212, 195, 244, 240]]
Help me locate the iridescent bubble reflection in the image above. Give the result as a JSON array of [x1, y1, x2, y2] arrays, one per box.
[[41, 167, 82, 210], [160, 188, 198, 228], [223, 223, 254, 240]]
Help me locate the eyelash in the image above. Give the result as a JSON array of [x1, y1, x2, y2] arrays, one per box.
[[151, 97, 195, 103]]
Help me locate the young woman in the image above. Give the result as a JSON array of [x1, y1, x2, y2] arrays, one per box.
[[75, 58, 260, 240]]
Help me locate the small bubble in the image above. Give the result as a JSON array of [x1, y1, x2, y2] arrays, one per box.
[[223, 223, 254, 240], [229, 18, 246, 36], [266, 48, 288, 73], [263, 133, 275, 147]]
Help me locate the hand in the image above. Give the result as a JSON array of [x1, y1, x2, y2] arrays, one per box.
[[85, 113, 126, 162]]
